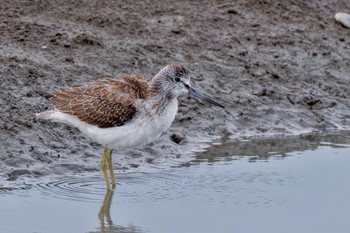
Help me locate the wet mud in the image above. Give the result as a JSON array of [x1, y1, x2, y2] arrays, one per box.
[[1, 0, 350, 186]]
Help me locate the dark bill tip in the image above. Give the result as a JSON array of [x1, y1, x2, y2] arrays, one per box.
[[188, 87, 225, 109]]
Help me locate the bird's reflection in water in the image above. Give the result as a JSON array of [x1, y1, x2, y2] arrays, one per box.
[[98, 189, 115, 230], [92, 186, 144, 233]]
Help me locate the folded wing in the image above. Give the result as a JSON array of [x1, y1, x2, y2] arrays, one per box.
[[50, 74, 150, 128]]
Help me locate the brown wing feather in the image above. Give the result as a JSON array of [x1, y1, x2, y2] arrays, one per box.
[[49, 75, 150, 128], [120, 74, 150, 99]]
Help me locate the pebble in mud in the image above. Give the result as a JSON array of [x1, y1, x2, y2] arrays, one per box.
[[170, 133, 186, 145], [72, 32, 102, 46], [335, 12, 350, 28]]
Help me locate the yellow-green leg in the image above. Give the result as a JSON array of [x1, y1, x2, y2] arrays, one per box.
[[100, 147, 110, 190], [106, 149, 116, 189]]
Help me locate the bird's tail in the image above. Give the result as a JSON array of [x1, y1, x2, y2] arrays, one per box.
[[35, 90, 55, 119], [35, 110, 56, 119]]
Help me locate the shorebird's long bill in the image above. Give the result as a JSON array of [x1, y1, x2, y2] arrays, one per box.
[[188, 87, 225, 108]]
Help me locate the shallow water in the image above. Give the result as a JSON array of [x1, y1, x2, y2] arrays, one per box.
[[1, 132, 350, 233]]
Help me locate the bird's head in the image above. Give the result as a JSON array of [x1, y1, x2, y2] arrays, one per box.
[[152, 64, 224, 108]]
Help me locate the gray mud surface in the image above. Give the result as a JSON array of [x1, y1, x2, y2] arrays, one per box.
[[1, 0, 350, 186]]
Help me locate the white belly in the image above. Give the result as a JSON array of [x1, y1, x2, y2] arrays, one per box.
[[45, 99, 178, 149]]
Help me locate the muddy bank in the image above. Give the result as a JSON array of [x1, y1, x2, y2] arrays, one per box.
[[1, 0, 350, 186]]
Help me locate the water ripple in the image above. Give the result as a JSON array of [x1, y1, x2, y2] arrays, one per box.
[[34, 176, 106, 202]]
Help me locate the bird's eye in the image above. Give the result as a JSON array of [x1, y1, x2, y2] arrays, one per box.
[[174, 77, 181, 82]]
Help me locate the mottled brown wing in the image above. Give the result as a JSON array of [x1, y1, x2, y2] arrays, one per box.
[[50, 75, 150, 128], [87, 74, 150, 101], [119, 74, 150, 99]]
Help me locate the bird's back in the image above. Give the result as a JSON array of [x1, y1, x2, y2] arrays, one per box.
[[37, 74, 151, 128]]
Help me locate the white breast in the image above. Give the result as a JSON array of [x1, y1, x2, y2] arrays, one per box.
[[103, 98, 178, 149]]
